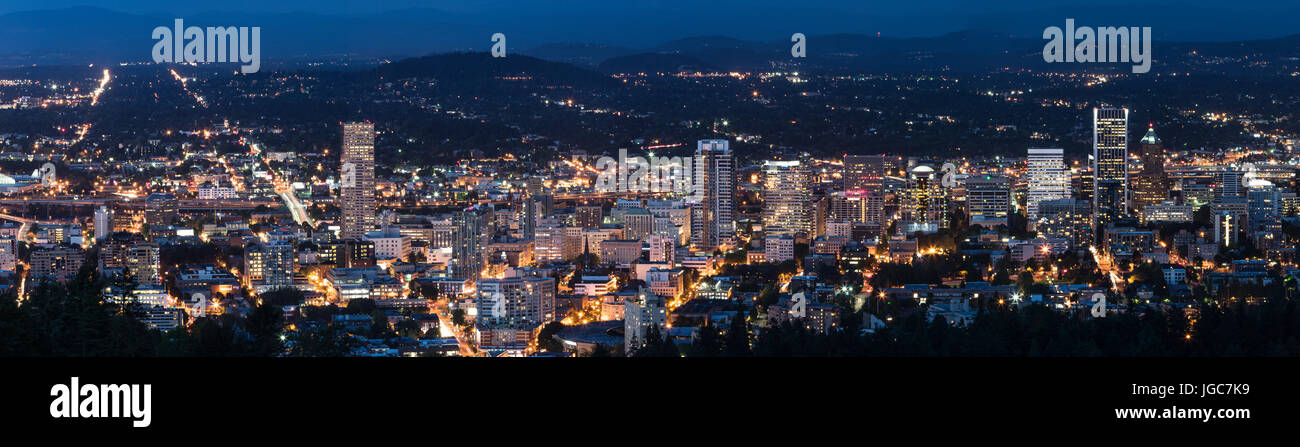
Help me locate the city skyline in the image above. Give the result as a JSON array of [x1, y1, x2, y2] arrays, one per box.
[[5, 2, 1297, 436], [0, 2, 1298, 362]]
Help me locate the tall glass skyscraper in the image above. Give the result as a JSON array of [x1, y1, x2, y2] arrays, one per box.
[[762, 160, 813, 237], [901, 165, 948, 234], [843, 154, 886, 193], [1092, 108, 1129, 231], [843, 154, 888, 229], [340, 122, 376, 239], [690, 139, 735, 249]]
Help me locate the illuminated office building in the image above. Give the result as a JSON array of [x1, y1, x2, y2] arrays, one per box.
[[762, 160, 813, 237], [340, 122, 377, 239]]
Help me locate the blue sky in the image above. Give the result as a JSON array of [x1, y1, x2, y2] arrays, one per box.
[[0, 1, 1296, 43]]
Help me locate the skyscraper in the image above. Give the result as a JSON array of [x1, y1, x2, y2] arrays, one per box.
[[900, 165, 949, 234], [843, 155, 887, 230], [1131, 126, 1169, 210], [1026, 148, 1070, 223], [1214, 169, 1245, 200], [340, 122, 376, 239], [1247, 180, 1281, 230], [521, 192, 553, 240], [691, 139, 735, 249], [1093, 108, 1129, 229], [452, 205, 493, 280], [93, 206, 113, 242], [1037, 198, 1093, 248], [762, 160, 813, 237], [843, 154, 886, 193], [965, 175, 1011, 227], [830, 191, 866, 222], [533, 223, 568, 263]]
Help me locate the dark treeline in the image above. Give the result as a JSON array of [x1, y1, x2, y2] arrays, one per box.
[[7, 262, 1300, 357], [0, 261, 336, 357], [631, 299, 1300, 357]]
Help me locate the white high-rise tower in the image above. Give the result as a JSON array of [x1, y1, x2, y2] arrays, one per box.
[[340, 122, 377, 239], [1026, 148, 1070, 223], [690, 139, 735, 249]]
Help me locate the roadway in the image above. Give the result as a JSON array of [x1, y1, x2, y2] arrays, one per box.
[[1089, 246, 1125, 292], [431, 298, 479, 357]]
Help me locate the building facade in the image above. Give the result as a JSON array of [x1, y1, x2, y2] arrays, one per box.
[[340, 122, 377, 239], [1093, 108, 1129, 230], [690, 139, 736, 249], [1026, 148, 1069, 223], [762, 160, 813, 237]]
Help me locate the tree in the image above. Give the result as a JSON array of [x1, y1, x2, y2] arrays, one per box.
[[451, 308, 468, 329], [407, 251, 427, 263], [1016, 269, 1037, 294], [572, 252, 600, 267], [757, 283, 780, 307], [416, 282, 441, 301], [244, 300, 286, 356], [723, 315, 751, 356], [369, 309, 393, 338], [583, 343, 614, 357], [260, 287, 306, 307], [629, 324, 678, 357], [394, 318, 423, 338], [289, 323, 358, 357], [688, 321, 722, 356], [536, 321, 565, 352], [345, 298, 376, 315]]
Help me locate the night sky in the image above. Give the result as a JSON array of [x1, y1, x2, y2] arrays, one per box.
[[0, 0, 1297, 43]]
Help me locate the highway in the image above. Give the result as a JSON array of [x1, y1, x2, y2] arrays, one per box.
[[247, 141, 315, 227], [1089, 246, 1125, 292]]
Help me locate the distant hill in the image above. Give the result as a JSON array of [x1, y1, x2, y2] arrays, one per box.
[[520, 43, 637, 68], [554, 30, 1300, 74], [597, 53, 718, 74], [565, 31, 1043, 73], [373, 52, 614, 86], [0, 7, 158, 66], [647, 35, 773, 54]]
